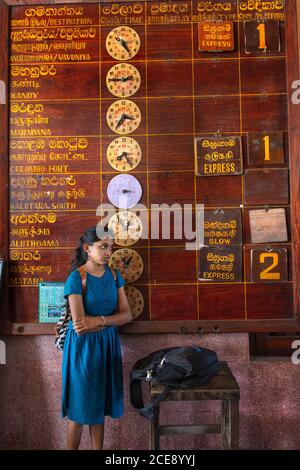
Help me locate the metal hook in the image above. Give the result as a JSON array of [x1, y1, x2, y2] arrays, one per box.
[[214, 208, 225, 215]]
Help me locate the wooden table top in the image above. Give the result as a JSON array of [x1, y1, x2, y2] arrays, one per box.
[[150, 362, 240, 401]]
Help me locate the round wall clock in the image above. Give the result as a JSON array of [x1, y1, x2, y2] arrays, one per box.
[[106, 99, 141, 135], [106, 136, 142, 172], [109, 248, 144, 283], [107, 174, 142, 209], [106, 63, 141, 98], [105, 26, 141, 61], [124, 285, 144, 319], [108, 210, 143, 247]]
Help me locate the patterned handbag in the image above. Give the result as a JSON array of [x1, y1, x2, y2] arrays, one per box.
[[54, 266, 87, 351]]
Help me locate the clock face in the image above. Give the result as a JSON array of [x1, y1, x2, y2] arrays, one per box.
[[106, 99, 141, 135], [108, 210, 143, 247], [105, 26, 141, 61], [107, 174, 142, 209], [106, 63, 141, 98], [124, 285, 144, 319], [109, 248, 144, 283], [106, 137, 142, 172]]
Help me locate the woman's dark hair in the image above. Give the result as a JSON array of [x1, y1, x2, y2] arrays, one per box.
[[70, 225, 115, 272]]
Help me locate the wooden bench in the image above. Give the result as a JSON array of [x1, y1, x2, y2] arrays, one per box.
[[149, 361, 240, 450]]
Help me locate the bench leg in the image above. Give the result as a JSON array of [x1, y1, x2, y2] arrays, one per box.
[[221, 399, 239, 450], [150, 406, 160, 450]]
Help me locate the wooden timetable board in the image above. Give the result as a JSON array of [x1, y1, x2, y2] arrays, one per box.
[[1, 0, 300, 334]]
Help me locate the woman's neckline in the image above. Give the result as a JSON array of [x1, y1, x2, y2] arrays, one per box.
[[81, 264, 107, 279]]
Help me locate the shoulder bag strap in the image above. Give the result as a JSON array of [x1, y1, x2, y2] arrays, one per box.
[[77, 265, 115, 289], [77, 266, 87, 294], [58, 267, 87, 329], [109, 266, 117, 282], [130, 378, 172, 419]]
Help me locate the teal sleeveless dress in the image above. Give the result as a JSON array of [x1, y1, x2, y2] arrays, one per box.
[[61, 265, 125, 425]]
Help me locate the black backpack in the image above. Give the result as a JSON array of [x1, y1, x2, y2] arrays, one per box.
[[130, 346, 220, 419]]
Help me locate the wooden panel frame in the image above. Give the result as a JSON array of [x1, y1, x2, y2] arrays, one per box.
[[288, 0, 300, 317], [0, 0, 10, 326], [1, 0, 300, 335], [249, 332, 300, 356]]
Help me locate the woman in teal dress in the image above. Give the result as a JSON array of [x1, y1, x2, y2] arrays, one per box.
[[62, 225, 131, 450]]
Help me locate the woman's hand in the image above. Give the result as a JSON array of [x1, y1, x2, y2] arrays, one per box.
[[73, 316, 104, 335]]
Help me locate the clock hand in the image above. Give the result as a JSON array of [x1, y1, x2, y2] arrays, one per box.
[[116, 113, 126, 129], [116, 152, 124, 161], [123, 114, 134, 121], [116, 114, 134, 129], [125, 157, 133, 166], [116, 151, 133, 167], [108, 75, 133, 83], [124, 154, 133, 167], [117, 215, 127, 230], [122, 188, 132, 194], [116, 37, 130, 55], [121, 256, 132, 267], [121, 75, 134, 82], [117, 151, 128, 161], [125, 256, 133, 266], [108, 77, 123, 83]]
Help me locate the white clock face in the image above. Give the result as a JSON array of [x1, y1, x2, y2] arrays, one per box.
[[107, 174, 142, 209]]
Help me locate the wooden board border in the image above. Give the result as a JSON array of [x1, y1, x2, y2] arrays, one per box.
[[1, 0, 300, 334]]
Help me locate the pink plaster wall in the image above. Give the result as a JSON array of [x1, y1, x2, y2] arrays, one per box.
[[0, 333, 300, 450]]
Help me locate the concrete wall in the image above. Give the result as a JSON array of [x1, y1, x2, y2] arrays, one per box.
[[1, 333, 300, 450]]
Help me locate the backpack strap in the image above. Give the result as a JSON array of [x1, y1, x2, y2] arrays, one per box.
[[77, 266, 87, 294], [130, 378, 172, 419], [56, 267, 87, 331], [77, 265, 116, 288], [109, 266, 117, 282], [75, 265, 116, 325]]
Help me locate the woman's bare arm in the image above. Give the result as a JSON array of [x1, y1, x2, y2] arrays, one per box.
[[103, 286, 132, 326], [68, 294, 103, 335], [73, 286, 132, 335], [68, 294, 85, 322]]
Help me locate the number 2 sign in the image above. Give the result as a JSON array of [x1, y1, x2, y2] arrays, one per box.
[[251, 247, 288, 282]]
